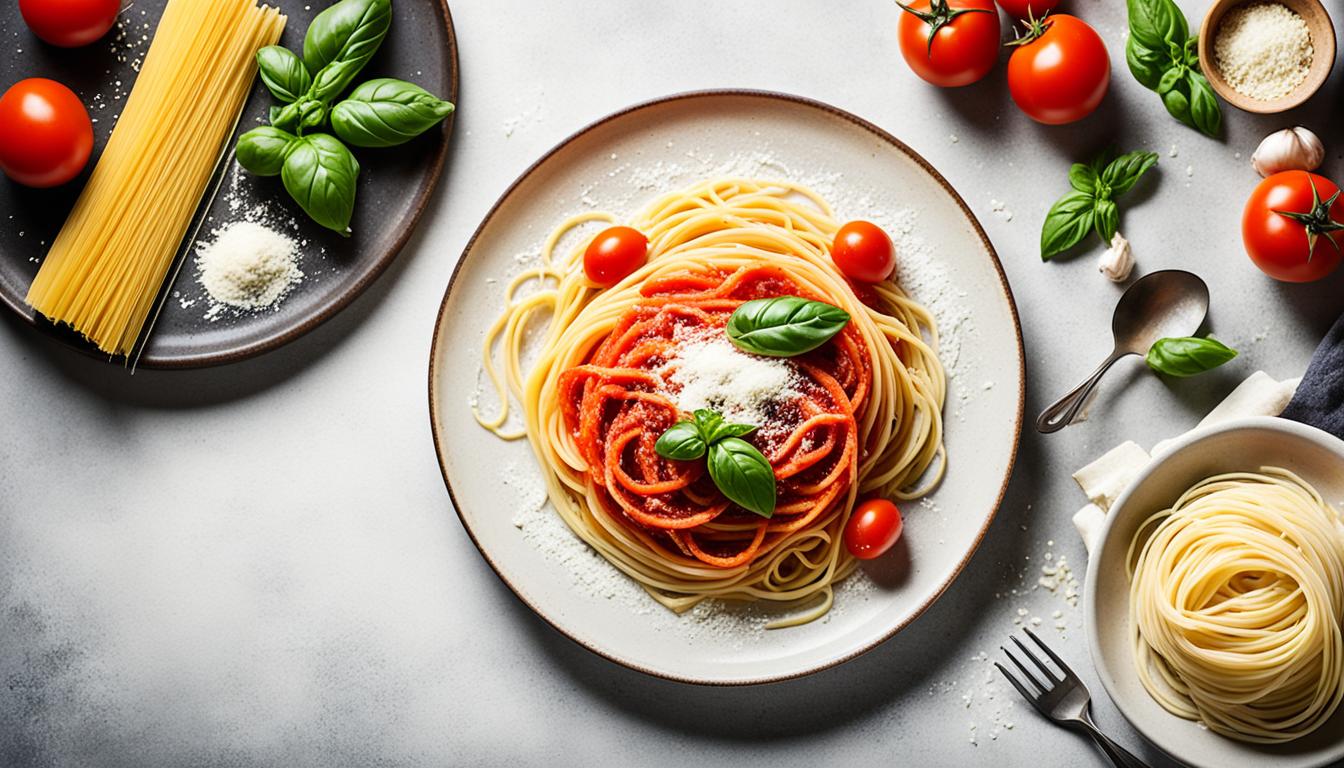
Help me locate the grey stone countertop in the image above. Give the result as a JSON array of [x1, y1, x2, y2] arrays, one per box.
[[3, 0, 1343, 766]]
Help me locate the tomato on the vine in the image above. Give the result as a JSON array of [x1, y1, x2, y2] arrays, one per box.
[[583, 226, 649, 287], [832, 221, 897, 283], [844, 499, 904, 560], [897, 0, 1001, 88], [1006, 14, 1109, 124], [1242, 171, 1344, 283], [19, 0, 120, 48], [995, 0, 1060, 20], [0, 78, 94, 188]]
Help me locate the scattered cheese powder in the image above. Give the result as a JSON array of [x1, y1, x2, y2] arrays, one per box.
[[663, 335, 796, 425], [1213, 2, 1313, 101], [195, 221, 302, 310]]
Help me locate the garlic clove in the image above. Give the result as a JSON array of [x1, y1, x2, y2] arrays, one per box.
[[1099, 233, 1134, 283], [1252, 127, 1325, 178]]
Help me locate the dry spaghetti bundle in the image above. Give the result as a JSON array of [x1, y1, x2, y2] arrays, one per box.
[[476, 178, 946, 626], [26, 0, 286, 355]]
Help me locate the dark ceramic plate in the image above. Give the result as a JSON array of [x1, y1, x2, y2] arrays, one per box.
[[0, 0, 457, 368]]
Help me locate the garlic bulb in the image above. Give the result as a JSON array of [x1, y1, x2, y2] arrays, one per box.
[[1252, 127, 1324, 178], [1099, 233, 1134, 283]]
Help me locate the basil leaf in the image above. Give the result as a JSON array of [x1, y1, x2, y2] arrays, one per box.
[[726, 296, 850, 357], [1162, 85, 1193, 127], [1127, 0, 1186, 51], [1146, 337, 1238, 377], [692, 408, 724, 436], [1188, 71, 1223, 138], [707, 438, 776, 518], [1040, 190, 1096, 260], [1068, 163, 1098, 194], [1156, 65, 1183, 95], [331, 78, 455, 148], [281, 133, 360, 235], [236, 126, 295, 177], [303, 0, 391, 98], [256, 46, 312, 104], [272, 101, 301, 133], [295, 98, 327, 134], [1101, 151, 1158, 197], [707, 422, 757, 444], [1093, 198, 1119, 243], [1125, 38, 1167, 90], [654, 421, 707, 461]]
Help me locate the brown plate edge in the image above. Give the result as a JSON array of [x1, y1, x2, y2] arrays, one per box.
[[0, 0, 460, 370], [427, 88, 1027, 686]]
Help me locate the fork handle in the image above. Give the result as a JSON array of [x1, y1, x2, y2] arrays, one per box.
[[1076, 720, 1150, 768]]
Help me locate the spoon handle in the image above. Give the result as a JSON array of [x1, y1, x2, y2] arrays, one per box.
[[1036, 350, 1132, 434]]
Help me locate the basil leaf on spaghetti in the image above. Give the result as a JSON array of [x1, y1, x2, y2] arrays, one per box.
[[726, 296, 850, 357], [654, 421, 707, 461], [707, 438, 776, 518], [706, 422, 757, 443]]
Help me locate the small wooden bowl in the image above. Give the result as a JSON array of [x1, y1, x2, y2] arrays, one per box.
[[1198, 0, 1335, 113]]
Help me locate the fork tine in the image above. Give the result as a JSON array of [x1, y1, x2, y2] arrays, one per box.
[[1001, 644, 1048, 694], [994, 660, 1041, 705], [1024, 627, 1075, 679], [1011, 634, 1060, 684]]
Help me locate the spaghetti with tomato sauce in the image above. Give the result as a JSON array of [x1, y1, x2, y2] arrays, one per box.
[[477, 178, 945, 627]]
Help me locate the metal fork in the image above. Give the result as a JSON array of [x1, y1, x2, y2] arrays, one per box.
[[996, 628, 1150, 768]]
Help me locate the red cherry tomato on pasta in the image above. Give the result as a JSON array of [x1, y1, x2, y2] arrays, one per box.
[[19, 0, 120, 47], [897, 0, 1001, 88], [832, 221, 896, 283], [583, 226, 648, 287], [995, 0, 1059, 20], [1242, 171, 1344, 283], [845, 499, 904, 560], [0, 78, 94, 188], [1007, 15, 1109, 125]]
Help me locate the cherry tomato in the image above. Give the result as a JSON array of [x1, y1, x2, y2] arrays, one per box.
[[897, 0, 1001, 88], [19, 0, 120, 48], [844, 499, 904, 560], [1007, 14, 1109, 125], [0, 78, 94, 188], [583, 226, 648, 287], [995, 0, 1059, 19], [832, 221, 897, 283], [1242, 171, 1344, 283]]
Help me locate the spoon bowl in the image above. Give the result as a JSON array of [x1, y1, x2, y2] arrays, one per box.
[[1037, 270, 1210, 433]]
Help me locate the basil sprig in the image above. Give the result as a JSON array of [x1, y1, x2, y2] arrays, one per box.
[[1146, 337, 1238, 377], [237, 0, 454, 234], [1126, 0, 1222, 138], [1041, 149, 1158, 260], [654, 409, 775, 518], [726, 296, 850, 357]]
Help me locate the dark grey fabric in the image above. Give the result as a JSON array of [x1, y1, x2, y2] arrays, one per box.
[[1282, 312, 1344, 435]]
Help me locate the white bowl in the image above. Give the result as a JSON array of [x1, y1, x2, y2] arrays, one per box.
[[1084, 416, 1344, 768]]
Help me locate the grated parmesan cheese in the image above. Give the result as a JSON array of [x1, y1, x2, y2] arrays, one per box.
[[662, 335, 796, 426], [195, 221, 302, 311], [1213, 2, 1313, 101]]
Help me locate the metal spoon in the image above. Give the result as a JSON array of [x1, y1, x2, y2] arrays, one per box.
[[1036, 270, 1210, 433]]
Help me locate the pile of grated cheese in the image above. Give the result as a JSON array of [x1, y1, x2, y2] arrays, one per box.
[[662, 334, 797, 426], [1213, 2, 1313, 101], [195, 221, 302, 312]]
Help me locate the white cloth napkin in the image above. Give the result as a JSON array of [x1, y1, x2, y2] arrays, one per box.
[[1072, 371, 1301, 553]]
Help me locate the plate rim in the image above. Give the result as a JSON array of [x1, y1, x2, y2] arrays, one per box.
[[1083, 415, 1344, 767], [428, 88, 1026, 686], [0, 0, 459, 370]]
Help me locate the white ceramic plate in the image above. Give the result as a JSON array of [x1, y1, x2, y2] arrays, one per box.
[[429, 91, 1024, 684], [1085, 417, 1344, 767]]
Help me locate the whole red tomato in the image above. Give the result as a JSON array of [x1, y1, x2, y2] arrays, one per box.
[[1242, 171, 1344, 283], [583, 226, 649, 287], [0, 78, 94, 188], [995, 0, 1060, 19], [832, 220, 896, 283], [1007, 14, 1109, 124], [844, 499, 904, 560], [898, 0, 1001, 88], [19, 0, 120, 48]]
